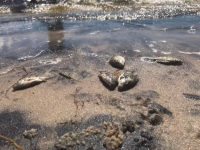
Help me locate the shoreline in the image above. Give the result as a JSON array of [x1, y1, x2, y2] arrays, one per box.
[[0, 49, 200, 149]]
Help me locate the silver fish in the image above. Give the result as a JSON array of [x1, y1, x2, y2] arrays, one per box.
[[13, 76, 51, 91], [141, 57, 183, 65], [118, 71, 138, 91], [98, 71, 118, 90], [109, 55, 125, 69]]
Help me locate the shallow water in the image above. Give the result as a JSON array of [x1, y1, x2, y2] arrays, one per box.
[[0, 4, 200, 150], [0, 12, 200, 64]]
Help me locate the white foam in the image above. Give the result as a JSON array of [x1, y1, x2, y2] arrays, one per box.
[[90, 31, 100, 35], [178, 51, 200, 55], [140, 57, 156, 63], [134, 49, 141, 52], [38, 58, 62, 65], [149, 44, 154, 47], [18, 50, 45, 61], [152, 48, 158, 53], [161, 51, 171, 54]]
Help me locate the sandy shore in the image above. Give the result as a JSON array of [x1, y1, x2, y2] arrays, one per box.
[[0, 48, 199, 149]]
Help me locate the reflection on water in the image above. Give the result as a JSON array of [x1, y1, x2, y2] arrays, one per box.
[[0, 13, 200, 64], [47, 19, 65, 52]]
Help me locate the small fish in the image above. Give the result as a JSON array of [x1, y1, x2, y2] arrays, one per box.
[[118, 70, 138, 91], [98, 71, 118, 90], [13, 76, 50, 91], [141, 57, 183, 65], [183, 93, 200, 100], [109, 55, 125, 69]]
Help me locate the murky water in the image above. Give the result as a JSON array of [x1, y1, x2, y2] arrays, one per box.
[[0, 3, 200, 150], [0, 12, 200, 65]]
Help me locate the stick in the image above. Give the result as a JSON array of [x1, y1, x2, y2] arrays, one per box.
[[58, 72, 82, 82], [0, 134, 23, 150], [73, 88, 84, 117]]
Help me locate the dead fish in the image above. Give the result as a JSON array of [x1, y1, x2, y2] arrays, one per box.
[[98, 71, 118, 90], [109, 55, 125, 69], [141, 57, 183, 65], [183, 93, 200, 100], [13, 76, 51, 91], [118, 70, 138, 91]]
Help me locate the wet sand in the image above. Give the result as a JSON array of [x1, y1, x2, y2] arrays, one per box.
[[0, 48, 200, 149]]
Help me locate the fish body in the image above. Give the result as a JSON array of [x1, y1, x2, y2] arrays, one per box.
[[141, 57, 183, 65], [98, 71, 118, 90], [13, 76, 50, 91], [118, 71, 138, 91], [109, 56, 125, 69]]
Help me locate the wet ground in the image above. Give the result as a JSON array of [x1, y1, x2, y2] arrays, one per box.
[[0, 3, 200, 150]]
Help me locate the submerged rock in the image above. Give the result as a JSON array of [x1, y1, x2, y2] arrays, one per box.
[[98, 71, 118, 90], [118, 70, 138, 91], [109, 56, 125, 69]]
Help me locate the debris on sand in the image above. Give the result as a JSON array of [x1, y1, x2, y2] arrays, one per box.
[[23, 128, 38, 140], [183, 93, 200, 100], [141, 56, 183, 65], [13, 76, 51, 91], [58, 72, 82, 82], [0, 134, 23, 150]]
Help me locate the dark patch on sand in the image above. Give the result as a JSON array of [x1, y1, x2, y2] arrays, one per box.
[[0, 110, 57, 150]]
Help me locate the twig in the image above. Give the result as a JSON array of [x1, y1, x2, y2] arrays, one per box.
[[0, 134, 23, 150], [73, 88, 84, 117], [58, 72, 82, 82], [5, 66, 28, 99]]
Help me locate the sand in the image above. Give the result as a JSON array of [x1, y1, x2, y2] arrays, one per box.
[[0, 48, 200, 149]]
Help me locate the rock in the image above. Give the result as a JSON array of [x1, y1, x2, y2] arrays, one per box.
[[103, 122, 123, 150], [23, 128, 38, 140], [118, 70, 138, 91], [122, 130, 156, 149], [149, 114, 163, 125], [109, 55, 125, 69], [98, 71, 118, 90], [148, 102, 172, 116], [122, 121, 135, 133]]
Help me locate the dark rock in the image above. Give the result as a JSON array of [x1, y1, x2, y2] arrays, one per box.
[[183, 93, 200, 100], [148, 102, 173, 116], [122, 121, 135, 133], [141, 131, 153, 141], [190, 108, 200, 116], [149, 114, 163, 125], [122, 130, 156, 150]]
